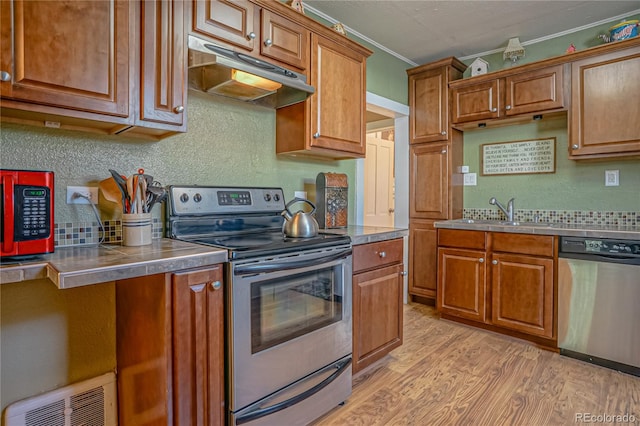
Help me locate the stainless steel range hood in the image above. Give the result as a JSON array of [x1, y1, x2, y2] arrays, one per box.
[[188, 35, 314, 108]]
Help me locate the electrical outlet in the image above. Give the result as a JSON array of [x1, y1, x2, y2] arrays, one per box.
[[463, 173, 477, 186], [66, 186, 98, 204], [605, 170, 619, 187]]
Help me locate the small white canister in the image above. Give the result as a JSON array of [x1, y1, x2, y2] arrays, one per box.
[[122, 213, 152, 246]]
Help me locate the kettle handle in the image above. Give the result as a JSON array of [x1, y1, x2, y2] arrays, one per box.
[[284, 197, 316, 215]]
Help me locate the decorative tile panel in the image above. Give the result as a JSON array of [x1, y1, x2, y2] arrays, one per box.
[[463, 209, 638, 226], [55, 218, 164, 247]]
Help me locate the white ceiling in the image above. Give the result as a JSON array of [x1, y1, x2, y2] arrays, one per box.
[[303, 1, 640, 66]]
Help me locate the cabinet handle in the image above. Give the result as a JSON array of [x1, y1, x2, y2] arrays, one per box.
[[491, 107, 497, 112], [492, 260, 498, 265], [441, 149, 447, 154], [210, 281, 222, 291], [173, 105, 184, 113], [264, 39, 273, 47], [441, 131, 447, 136], [478, 258, 484, 263], [388, 208, 395, 213], [313, 132, 320, 138], [0, 71, 10, 82], [571, 144, 579, 150], [505, 105, 512, 110], [378, 251, 386, 258], [400, 271, 408, 276], [247, 32, 256, 40]]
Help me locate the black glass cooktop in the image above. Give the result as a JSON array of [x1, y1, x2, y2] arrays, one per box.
[[187, 232, 351, 259]]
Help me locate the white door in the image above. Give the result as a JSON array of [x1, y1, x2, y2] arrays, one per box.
[[364, 132, 395, 227]]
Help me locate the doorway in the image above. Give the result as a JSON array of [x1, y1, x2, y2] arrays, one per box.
[[364, 129, 395, 227], [356, 92, 409, 229]]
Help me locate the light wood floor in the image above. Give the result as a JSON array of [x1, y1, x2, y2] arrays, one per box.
[[315, 303, 640, 426]]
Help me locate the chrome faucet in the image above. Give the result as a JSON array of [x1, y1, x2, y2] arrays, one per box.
[[489, 197, 515, 222]]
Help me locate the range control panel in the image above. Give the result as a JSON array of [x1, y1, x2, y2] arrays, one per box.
[[168, 186, 286, 216], [561, 237, 640, 257]]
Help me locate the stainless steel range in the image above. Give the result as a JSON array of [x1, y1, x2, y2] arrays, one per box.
[[166, 186, 353, 425]]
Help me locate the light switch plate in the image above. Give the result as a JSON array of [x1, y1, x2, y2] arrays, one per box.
[[463, 173, 477, 186], [605, 170, 619, 186]]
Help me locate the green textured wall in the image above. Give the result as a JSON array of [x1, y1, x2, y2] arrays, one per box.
[[0, 92, 356, 224], [463, 116, 640, 210], [461, 13, 640, 76]]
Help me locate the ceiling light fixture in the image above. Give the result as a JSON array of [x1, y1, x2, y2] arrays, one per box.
[[503, 37, 525, 65]]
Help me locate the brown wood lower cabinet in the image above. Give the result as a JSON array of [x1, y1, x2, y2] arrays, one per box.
[[438, 247, 487, 323], [437, 229, 557, 346], [116, 265, 225, 426], [491, 252, 554, 339], [408, 220, 438, 298], [352, 239, 404, 373]]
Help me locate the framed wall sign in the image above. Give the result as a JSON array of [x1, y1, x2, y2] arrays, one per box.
[[481, 138, 556, 176]]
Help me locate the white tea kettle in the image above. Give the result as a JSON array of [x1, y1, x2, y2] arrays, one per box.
[[281, 198, 319, 238]]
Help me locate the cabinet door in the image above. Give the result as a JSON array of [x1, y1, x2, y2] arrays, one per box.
[[408, 219, 438, 298], [309, 34, 366, 156], [451, 80, 500, 124], [569, 46, 640, 157], [410, 143, 449, 219], [260, 9, 309, 72], [505, 65, 565, 116], [437, 247, 487, 323], [0, 0, 132, 117], [192, 0, 256, 51], [172, 266, 225, 426], [139, 0, 186, 129], [491, 253, 554, 338], [353, 263, 403, 373], [409, 67, 448, 143]]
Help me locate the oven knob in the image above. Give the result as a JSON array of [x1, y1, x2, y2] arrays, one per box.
[[193, 193, 202, 203], [274, 193, 280, 201], [264, 193, 272, 202], [180, 193, 189, 203]]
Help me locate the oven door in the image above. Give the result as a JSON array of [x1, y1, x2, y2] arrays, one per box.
[[228, 246, 352, 413]]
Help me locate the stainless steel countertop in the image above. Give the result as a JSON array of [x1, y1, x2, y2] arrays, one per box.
[[434, 219, 640, 240], [0, 239, 228, 289], [322, 225, 409, 245]]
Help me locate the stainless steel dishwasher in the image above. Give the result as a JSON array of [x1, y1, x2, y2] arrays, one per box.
[[558, 236, 640, 376]]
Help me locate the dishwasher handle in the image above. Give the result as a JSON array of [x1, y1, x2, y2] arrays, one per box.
[[559, 251, 640, 265]]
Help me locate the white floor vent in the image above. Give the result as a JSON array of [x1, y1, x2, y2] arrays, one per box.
[[3, 372, 117, 426]]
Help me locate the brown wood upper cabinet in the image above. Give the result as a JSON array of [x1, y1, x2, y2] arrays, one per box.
[[191, 0, 310, 73], [569, 43, 640, 159], [276, 33, 370, 159], [0, 1, 133, 125], [0, 0, 187, 140], [450, 64, 566, 125], [352, 239, 404, 373], [408, 58, 466, 143]]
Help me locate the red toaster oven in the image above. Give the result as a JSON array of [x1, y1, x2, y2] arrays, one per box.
[[1, 169, 55, 259]]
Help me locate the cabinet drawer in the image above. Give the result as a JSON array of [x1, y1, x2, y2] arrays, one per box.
[[353, 238, 403, 273], [438, 229, 485, 250], [490, 233, 555, 257]]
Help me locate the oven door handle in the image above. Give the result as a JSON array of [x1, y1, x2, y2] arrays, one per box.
[[235, 357, 352, 425], [234, 249, 352, 275]]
